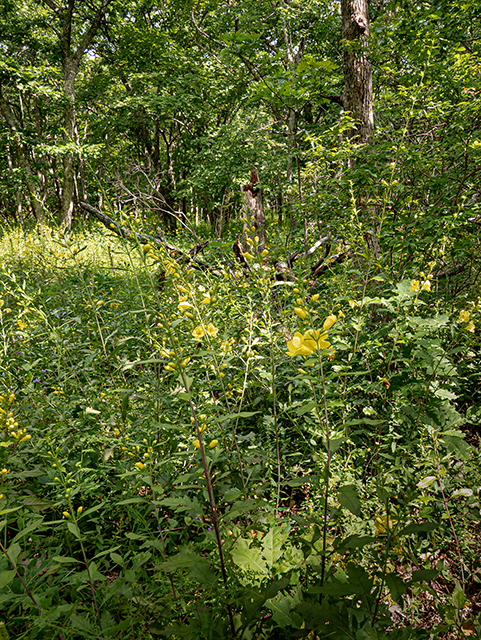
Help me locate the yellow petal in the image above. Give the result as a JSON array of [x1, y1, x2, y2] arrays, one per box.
[[192, 326, 205, 339], [322, 314, 337, 331], [206, 323, 218, 337]]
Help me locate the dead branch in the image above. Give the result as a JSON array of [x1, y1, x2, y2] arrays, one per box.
[[80, 202, 210, 267], [308, 251, 352, 289]]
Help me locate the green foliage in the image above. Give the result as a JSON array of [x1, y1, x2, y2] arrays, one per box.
[[0, 217, 477, 638]]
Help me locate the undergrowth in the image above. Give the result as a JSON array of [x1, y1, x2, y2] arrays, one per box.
[[0, 222, 479, 639]]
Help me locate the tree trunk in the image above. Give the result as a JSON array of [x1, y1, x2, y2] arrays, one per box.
[[341, 0, 374, 143], [59, 60, 77, 232], [241, 171, 266, 254], [43, 0, 114, 232]]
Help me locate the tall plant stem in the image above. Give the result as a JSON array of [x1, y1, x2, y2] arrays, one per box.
[[188, 396, 236, 636], [318, 357, 331, 593], [433, 436, 465, 589]]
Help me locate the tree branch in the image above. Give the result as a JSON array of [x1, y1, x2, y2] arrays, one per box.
[[73, 0, 115, 65], [80, 202, 212, 269]]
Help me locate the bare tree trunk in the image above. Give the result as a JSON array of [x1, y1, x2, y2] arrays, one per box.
[[341, 0, 374, 144], [60, 60, 77, 232], [42, 0, 114, 232], [341, 0, 378, 256], [241, 171, 266, 254]]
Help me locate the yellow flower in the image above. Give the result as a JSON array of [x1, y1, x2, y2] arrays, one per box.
[[178, 301, 192, 313], [261, 249, 269, 257], [243, 252, 254, 260], [322, 314, 337, 331], [294, 307, 308, 319], [287, 332, 314, 357], [209, 439, 218, 449], [77, 506, 83, 515], [374, 515, 397, 536], [192, 326, 205, 339], [135, 462, 145, 470], [311, 294, 319, 302], [410, 280, 420, 292], [193, 439, 201, 449], [201, 292, 211, 305], [206, 323, 219, 337], [62, 511, 70, 518], [459, 310, 470, 323], [304, 329, 331, 351], [466, 321, 475, 333], [421, 280, 431, 292]]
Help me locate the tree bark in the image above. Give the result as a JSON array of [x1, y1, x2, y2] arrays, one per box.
[[341, 0, 374, 143], [241, 171, 266, 254], [44, 0, 115, 232]]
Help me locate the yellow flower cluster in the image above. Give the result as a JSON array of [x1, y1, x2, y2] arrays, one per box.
[[0, 394, 31, 444], [410, 279, 431, 292], [193, 438, 218, 450], [192, 323, 219, 339], [410, 272, 432, 293], [458, 310, 475, 332], [287, 315, 337, 357]]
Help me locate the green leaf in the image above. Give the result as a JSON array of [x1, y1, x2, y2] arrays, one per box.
[[451, 580, 466, 610], [338, 485, 361, 517], [385, 572, 407, 603], [231, 538, 267, 574], [398, 522, 438, 535], [110, 552, 124, 565], [265, 592, 302, 628], [296, 401, 317, 416], [417, 476, 436, 489], [52, 556, 81, 564], [160, 548, 204, 573], [0, 570, 16, 588], [67, 521, 81, 539], [70, 613, 95, 633], [189, 561, 217, 586], [103, 445, 116, 462], [211, 411, 260, 424], [125, 532, 145, 540], [339, 535, 377, 549], [411, 569, 438, 583], [6, 543, 21, 567], [261, 527, 288, 568]]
